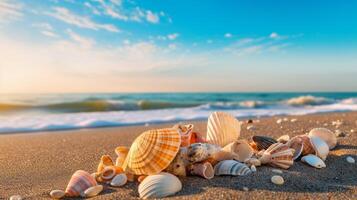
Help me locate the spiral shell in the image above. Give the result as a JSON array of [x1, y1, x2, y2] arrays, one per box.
[[187, 162, 214, 179], [214, 160, 251, 176], [65, 170, 97, 197]]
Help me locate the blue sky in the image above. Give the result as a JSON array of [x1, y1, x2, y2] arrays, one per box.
[[0, 0, 356, 93]]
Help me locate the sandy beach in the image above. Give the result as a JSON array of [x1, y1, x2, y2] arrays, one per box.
[[0, 111, 356, 199]]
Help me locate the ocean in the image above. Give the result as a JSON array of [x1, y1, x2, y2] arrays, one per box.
[[0, 92, 356, 133]]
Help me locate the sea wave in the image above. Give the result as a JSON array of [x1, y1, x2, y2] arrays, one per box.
[[285, 95, 333, 106]]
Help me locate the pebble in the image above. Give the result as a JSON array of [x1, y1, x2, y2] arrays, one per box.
[[250, 165, 257, 172], [323, 123, 328, 126], [111, 173, 128, 187], [10, 195, 22, 200], [335, 130, 346, 137], [242, 187, 249, 191], [351, 129, 355, 133], [272, 169, 283, 174], [83, 185, 103, 198], [247, 125, 255, 131], [290, 118, 297, 122], [276, 119, 283, 124], [346, 156, 355, 164], [271, 175, 284, 185], [50, 189, 65, 199], [283, 117, 288, 122]]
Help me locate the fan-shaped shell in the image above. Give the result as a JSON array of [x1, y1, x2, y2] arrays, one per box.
[[286, 137, 304, 160], [223, 139, 254, 162], [173, 124, 194, 147], [186, 143, 221, 163], [165, 147, 188, 176], [123, 128, 181, 175], [214, 160, 251, 176], [65, 170, 97, 197], [252, 136, 277, 150], [138, 172, 182, 199], [309, 128, 337, 150], [259, 143, 294, 169], [206, 112, 241, 147], [187, 162, 214, 179], [301, 154, 326, 168], [309, 135, 329, 161]]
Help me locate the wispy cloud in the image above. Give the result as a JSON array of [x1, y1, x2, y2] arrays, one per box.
[[41, 30, 59, 38], [0, 0, 23, 23], [47, 7, 120, 32], [146, 10, 159, 23], [66, 29, 95, 49], [32, 23, 59, 38], [84, 2, 101, 15], [224, 33, 232, 38], [167, 33, 179, 40]]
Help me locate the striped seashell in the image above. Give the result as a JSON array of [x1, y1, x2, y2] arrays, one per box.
[[187, 162, 214, 179], [165, 147, 188, 176], [286, 136, 304, 160], [309, 128, 337, 150], [65, 170, 97, 197], [138, 172, 182, 199], [223, 139, 254, 162], [259, 143, 294, 169], [252, 135, 277, 150], [97, 155, 114, 173], [214, 160, 251, 176], [309, 135, 329, 161], [115, 146, 129, 167], [186, 143, 221, 163], [296, 135, 315, 155], [206, 112, 241, 147], [122, 128, 181, 175], [173, 124, 194, 147]]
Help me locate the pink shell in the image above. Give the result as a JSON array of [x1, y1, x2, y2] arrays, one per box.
[[65, 170, 97, 197]]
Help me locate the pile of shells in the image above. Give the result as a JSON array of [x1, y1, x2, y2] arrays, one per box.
[[49, 111, 340, 199]]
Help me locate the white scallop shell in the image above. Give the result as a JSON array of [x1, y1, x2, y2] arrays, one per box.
[[308, 128, 337, 150], [214, 160, 251, 176], [138, 172, 182, 199], [110, 173, 127, 187], [309, 136, 329, 161], [206, 112, 241, 147], [83, 185, 103, 198], [301, 154, 326, 168]]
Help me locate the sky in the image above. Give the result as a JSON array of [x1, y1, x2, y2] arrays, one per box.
[[0, 0, 357, 93]]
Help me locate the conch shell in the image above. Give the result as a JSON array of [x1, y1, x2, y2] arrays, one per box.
[[223, 139, 254, 162], [187, 162, 214, 179], [65, 170, 97, 197]]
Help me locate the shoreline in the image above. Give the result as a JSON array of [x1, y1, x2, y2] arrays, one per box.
[[0, 111, 356, 199]]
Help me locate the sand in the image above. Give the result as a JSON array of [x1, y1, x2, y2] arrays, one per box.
[[0, 112, 356, 199]]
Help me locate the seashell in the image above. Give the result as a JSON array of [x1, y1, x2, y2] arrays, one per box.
[[252, 136, 277, 150], [297, 135, 315, 155], [50, 189, 65, 199], [214, 160, 251, 176], [165, 147, 188, 176], [277, 135, 290, 144], [250, 165, 257, 172], [110, 173, 127, 187], [115, 146, 129, 167], [97, 155, 114, 173], [186, 143, 221, 163], [301, 154, 326, 168], [309, 136, 329, 161], [272, 169, 283, 174], [244, 158, 261, 167], [138, 172, 182, 199], [223, 139, 254, 162], [126, 172, 135, 182], [173, 123, 194, 147], [9, 195, 22, 200], [187, 162, 214, 179], [83, 185, 103, 198], [123, 128, 181, 175], [286, 136, 304, 160], [65, 170, 97, 197], [259, 143, 294, 169], [346, 156, 355, 164], [309, 128, 337, 149], [99, 166, 117, 182], [271, 175, 284, 185], [206, 112, 241, 147], [190, 132, 206, 143], [138, 175, 147, 183]]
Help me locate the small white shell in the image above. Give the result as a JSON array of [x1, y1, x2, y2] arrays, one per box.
[[301, 154, 326, 168], [272, 169, 283, 174], [9, 195, 22, 200], [346, 156, 355, 164], [309, 136, 329, 161], [214, 160, 251, 176], [83, 185, 103, 198], [309, 128, 337, 149], [138, 172, 182, 199], [110, 174, 127, 187], [50, 190, 65, 199], [250, 165, 257, 172], [277, 135, 290, 144], [271, 175, 284, 185]]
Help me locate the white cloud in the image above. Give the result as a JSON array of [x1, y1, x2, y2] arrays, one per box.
[[66, 29, 95, 49], [84, 2, 101, 15], [0, 0, 23, 23], [146, 10, 159, 23], [32, 23, 53, 31], [269, 32, 279, 39], [41, 30, 59, 38], [123, 39, 130, 45], [167, 33, 179, 40], [224, 33, 232, 38], [48, 7, 120, 32]]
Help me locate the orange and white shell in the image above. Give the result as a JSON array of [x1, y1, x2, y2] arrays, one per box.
[[259, 143, 294, 169], [122, 128, 181, 175], [297, 135, 315, 155], [308, 128, 337, 150], [173, 124, 194, 147], [65, 170, 97, 197], [97, 155, 114, 173], [115, 146, 129, 167], [222, 139, 254, 162], [206, 112, 241, 147]]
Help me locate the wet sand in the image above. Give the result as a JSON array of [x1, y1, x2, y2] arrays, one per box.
[[0, 112, 356, 199]]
